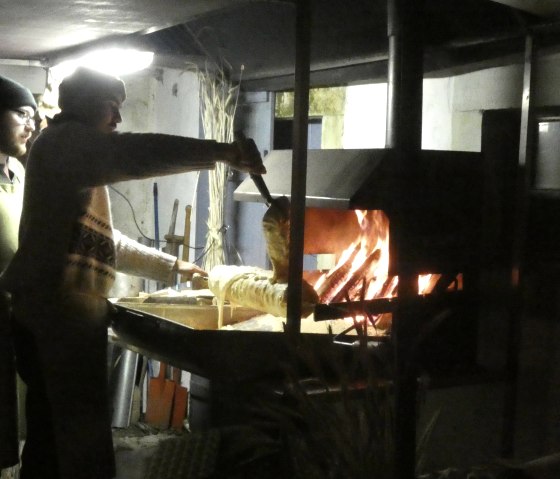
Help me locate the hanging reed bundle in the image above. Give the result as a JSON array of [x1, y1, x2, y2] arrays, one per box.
[[198, 63, 242, 271]]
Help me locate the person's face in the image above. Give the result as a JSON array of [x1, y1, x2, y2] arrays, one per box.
[[0, 106, 36, 158], [93, 99, 122, 134]]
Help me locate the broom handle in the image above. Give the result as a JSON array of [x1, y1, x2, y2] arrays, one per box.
[[157, 361, 166, 380], [153, 182, 160, 250]]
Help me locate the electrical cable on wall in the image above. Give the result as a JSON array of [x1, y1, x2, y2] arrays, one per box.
[[109, 185, 205, 258], [109, 185, 153, 242]]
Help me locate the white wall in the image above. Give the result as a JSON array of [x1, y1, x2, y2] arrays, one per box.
[[0, 62, 47, 94]]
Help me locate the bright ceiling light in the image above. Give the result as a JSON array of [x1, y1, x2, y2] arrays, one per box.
[[42, 48, 154, 112], [51, 48, 154, 81]]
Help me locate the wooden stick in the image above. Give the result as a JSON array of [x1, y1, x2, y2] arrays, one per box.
[[180, 205, 192, 283]]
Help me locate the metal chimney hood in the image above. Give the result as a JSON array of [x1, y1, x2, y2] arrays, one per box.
[[234, 149, 392, 209], [234, 148, 483, 213]]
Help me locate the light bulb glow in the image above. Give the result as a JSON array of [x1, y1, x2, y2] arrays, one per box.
[[51, 48, 154, 82]]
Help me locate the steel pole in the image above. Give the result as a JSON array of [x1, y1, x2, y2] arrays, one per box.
[[286, 0, 311, 338], [386, 0, 424, 477]]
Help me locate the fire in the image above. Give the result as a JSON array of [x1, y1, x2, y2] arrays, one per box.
[[311, 210, 439, 304]]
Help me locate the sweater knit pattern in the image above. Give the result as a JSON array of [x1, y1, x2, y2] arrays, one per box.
[[62, 186, 117, 295]]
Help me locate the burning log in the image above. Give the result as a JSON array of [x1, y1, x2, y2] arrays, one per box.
[[329, 249, 381, 303], [376, 276, 398, 298], [316, 244, 361, 303]]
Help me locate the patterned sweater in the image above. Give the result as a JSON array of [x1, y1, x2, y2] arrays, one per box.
[[63, 186, 177, 295], [1, 120, 231, 297]]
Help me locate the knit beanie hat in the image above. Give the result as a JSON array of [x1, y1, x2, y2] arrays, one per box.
[[0, 75, 37, 111], [58, 67, 126, 112]]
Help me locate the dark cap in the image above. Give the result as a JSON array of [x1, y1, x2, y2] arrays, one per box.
[[58, 67, 126, 111], [0, 75, 37, 111]]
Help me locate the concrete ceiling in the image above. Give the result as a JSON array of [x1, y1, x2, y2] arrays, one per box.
[[1, 0, 560, 91], [492, 0, 560, 17], [0, 0, 245, 60]]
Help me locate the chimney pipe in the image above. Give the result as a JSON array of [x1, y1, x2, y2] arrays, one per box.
[[386, 0, 425, 477]]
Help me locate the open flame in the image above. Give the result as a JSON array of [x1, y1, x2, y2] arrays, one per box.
[[310, 210, 439, 304]]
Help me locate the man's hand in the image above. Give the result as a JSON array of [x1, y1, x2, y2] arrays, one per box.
[[173, 259, 208, 279], [229, 138, 266, 175]]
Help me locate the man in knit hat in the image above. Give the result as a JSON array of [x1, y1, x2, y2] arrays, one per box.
[[0, 74, 36, 471], [1, 67, 265, 479]]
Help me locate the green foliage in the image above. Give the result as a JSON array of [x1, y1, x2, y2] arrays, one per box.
[[275, 87, 346, 118]]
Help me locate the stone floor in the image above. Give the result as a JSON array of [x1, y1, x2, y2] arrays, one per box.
[[0, 425, 182, 479], [113, 424, 183, 479]]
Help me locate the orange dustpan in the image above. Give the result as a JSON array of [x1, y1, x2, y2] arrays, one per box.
[[145, 361, 175, 429], [171, 368, 189, 431]]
